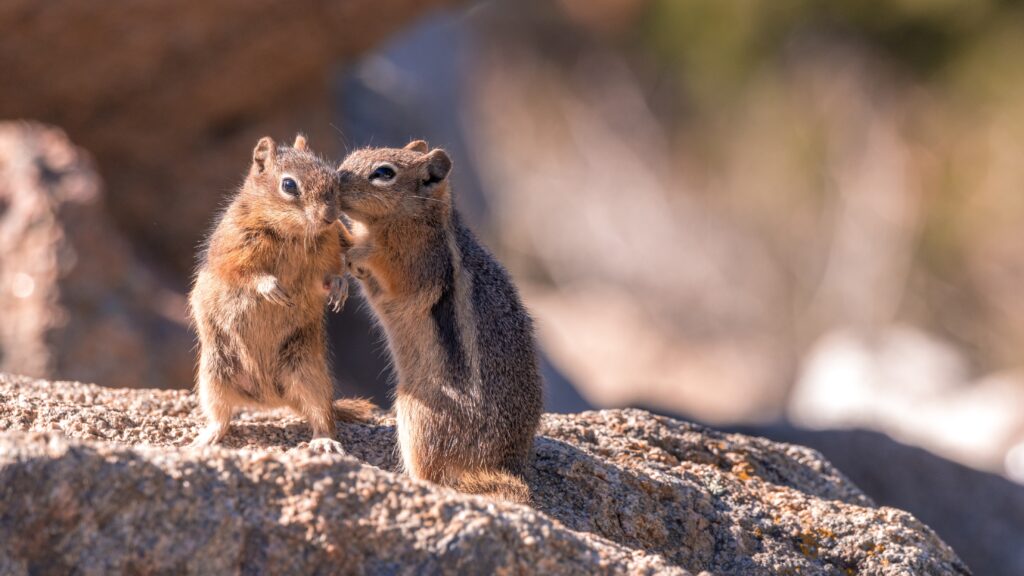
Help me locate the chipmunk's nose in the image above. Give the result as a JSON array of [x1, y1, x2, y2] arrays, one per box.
[[322, 204, 339, 225], [336, 169, 354, 186]]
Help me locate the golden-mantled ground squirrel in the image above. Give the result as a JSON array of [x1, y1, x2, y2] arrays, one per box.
[[189, 135, 374, 452], [336, 140, 543, 503]]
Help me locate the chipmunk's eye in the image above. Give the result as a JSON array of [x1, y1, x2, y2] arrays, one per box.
[[281, 177, 299, 196], [369, 165, 396, 184]]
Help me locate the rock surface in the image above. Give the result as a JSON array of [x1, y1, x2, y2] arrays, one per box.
[[736, 425, 1024, 576], [0, 124, 192, 390], [0, 374, 969, 575]]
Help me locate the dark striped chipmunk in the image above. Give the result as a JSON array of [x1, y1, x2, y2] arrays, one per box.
[[335, 140, 543, 502]]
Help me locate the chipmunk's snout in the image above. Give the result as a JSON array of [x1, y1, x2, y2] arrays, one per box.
[[336, 169, 354, 187], [308, 196, 339, 228], [320, 203, 339, 225]]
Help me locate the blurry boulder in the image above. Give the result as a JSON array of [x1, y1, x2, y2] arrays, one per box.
[[0, 0, 463, 277], [0, 123, 192, 389]]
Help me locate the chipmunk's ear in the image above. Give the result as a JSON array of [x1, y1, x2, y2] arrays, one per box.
[[422, 149, 452, 195], [253, 137, 276, 173], [293, 134, 308, 151], [404, 139, 428, 153]]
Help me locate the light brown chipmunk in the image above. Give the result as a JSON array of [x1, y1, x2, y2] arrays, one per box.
[[335, 140, 543, 503], [188, 134, 373, 452]]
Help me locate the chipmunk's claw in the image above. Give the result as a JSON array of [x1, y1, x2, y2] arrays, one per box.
[[326, 275, 348, 313], [308, 438, 346, 455]]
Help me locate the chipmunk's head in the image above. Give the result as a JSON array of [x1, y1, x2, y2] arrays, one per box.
[[244, 134, 340, 235], [335, 140, 453, 223]]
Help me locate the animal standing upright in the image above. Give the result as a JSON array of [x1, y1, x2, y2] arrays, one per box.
[[189, 135, 373, 452], [336, 140, 543, 502]]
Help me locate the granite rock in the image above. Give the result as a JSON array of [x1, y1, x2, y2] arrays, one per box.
[[0, 374, 970, 575]]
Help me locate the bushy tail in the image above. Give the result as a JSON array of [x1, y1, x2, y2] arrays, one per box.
[[332, 398, 377, 423], [457, 469, 532, 505]]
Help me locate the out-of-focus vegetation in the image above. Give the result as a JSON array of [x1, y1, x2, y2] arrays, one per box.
[[636, 0, 1024, 367]]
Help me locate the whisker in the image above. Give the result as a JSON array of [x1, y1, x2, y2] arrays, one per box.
[[408, 195, 446, 205], [329, 123, 350, 153]]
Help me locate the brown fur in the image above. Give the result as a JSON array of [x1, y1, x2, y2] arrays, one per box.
[[457, 469, 532, 504], [332, 397, 376, 422], [336, 140, 543, 502], [188, 135, 374, 452]]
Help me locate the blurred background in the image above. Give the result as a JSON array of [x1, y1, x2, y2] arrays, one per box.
[[1, 0, 1023, 571]]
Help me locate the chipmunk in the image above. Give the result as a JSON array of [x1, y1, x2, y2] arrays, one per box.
[[188, 134, 374, 453], [335, 140, 543, 503]]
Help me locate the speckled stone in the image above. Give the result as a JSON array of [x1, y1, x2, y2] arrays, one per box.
[[0, 374, 970, 575]]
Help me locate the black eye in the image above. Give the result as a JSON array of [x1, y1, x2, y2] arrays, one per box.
[[369, 165, 396, 182], [281, 177, 299, 196]]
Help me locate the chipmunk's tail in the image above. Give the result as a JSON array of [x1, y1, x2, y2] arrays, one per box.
[[332, 398, 377, 423], [457, 469, 532, 505]]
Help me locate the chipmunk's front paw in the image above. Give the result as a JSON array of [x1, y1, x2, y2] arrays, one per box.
[[325, 274, 348, 313], [347, 260, 371, 280], [308, 438, 346, 455], [256, 275, 293, 307], [346, 246, 372, 280]]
